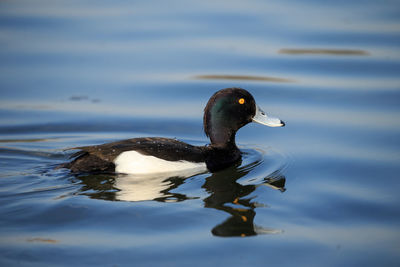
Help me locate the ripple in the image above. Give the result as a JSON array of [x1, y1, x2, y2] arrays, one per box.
[[0, 147, 67, 160], [27, 237, 58, 244], [69, 145, 287, 203], [0, 137, 60, 143], [193, 74, 294, 83], [238, 146, 287, 186], [279, 48, 369, 56]]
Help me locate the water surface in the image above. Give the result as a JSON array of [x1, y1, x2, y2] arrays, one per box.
[[0, 0, 400, 266]]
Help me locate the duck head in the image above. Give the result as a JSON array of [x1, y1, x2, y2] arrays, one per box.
[[203, 88, 284, 147]]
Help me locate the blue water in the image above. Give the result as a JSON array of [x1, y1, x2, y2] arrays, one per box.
[[1, 0, 400, 266]]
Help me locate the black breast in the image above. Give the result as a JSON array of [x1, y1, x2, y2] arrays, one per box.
[[204, 145, 242, 172]]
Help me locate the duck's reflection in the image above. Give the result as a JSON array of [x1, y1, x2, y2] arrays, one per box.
[[76, 172, 197, 202], [203, 163, 285, 237], [74, 162, 286, 237]]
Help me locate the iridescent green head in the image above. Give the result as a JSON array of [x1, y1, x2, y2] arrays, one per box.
[[203, 88, 284, 146]]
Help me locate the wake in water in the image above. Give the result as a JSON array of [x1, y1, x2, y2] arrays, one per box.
[[67, 146, 288, 237]]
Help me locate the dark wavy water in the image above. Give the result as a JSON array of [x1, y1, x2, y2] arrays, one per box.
[[1, 0, 400, 266]]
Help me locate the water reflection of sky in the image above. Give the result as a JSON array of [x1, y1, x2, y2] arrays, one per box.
[[1, 0, 400, 266]]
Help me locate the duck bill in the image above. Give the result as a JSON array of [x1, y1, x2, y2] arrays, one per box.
[[252, 105, 285, 127]]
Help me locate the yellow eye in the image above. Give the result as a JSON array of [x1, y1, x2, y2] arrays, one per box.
[[238, 98, 245, 104]]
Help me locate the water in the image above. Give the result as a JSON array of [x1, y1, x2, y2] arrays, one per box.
[[1, 0, 400, 266]]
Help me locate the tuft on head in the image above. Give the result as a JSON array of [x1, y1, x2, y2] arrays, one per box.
[[203, 88, 256, 144]]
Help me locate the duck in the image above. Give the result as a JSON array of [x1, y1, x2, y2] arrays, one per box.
[[63, 88, 285, 175]]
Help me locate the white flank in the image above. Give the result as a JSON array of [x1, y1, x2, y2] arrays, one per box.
[[114, 150, 207, 175]]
